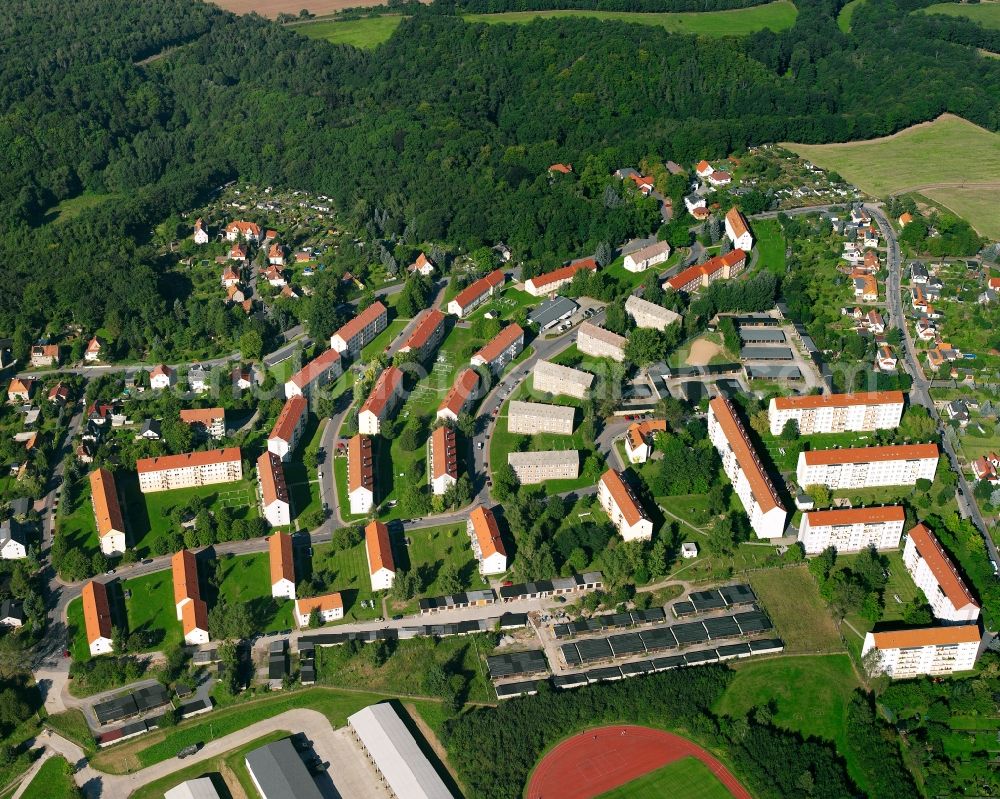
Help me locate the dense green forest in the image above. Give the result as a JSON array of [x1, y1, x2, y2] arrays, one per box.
[[1, 0, 998, 355]]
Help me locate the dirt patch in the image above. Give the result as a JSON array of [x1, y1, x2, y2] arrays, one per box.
[[686, 338, 723, 366], [215, 0, 422, 18]]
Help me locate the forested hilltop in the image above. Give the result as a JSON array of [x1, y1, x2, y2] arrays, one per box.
[[1, 0, 998, 356]]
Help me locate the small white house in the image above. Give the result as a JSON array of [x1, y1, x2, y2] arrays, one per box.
[[85, 337, 104, 362], [294, 593, 344, 628], [150, 364, 176, 390], [193, 218, 209, 245], [681, 542, 699, 559]]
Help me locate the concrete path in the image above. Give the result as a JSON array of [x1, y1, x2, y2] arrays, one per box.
[[10, 750, 51, 799]]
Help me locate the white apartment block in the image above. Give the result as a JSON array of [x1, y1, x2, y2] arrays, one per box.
[[267, 395, 308, 461], [624, 420, 667, 464], [90, 468, 126, 556], [269, 532, 296, 600], [365, 520, 396, 591], [294, 593, 344, 627], [862, 626, 980, 679], [257, 452, 291, 527], [576, 322, 626, 362], [428, 425, 459, 496], [624, 295, 681, 332], [525, 258, 597, 297], [796, 444, 938, 490], [598, 469, 654, 541], [532, 360, 593, 400], [623, 240, 671, 273], [725, 207, 754, 251], [136, 448, 243, 493], [507, 450, 579, 484], [468, 505, 508, 575], [471, 324, 524, 374], [903, 523, 981, 623], [358, 366, 404, 435], [83, 581, 114, 657], [348, 434, 374, 515], [447, 269, 505, 317], [284, 347, 343, 398], [708, 397, 788, 539], [437, 368, 480, 423], [797, 506, 905, 554], [508, 400, 575, 435], [330, 301, 388, 357], [768, 391, 904, 436]]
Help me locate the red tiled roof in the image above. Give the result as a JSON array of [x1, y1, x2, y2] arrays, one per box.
[[348, 434, 374, 493], [473, 324, 524, 365], [257, 451, 289, 508], [360, 366, 403, 418], [269, 395, 307, 444], [288, 348, 341, 390], [907, 523, 978, 611], [402, 309, 445, 353], [182, 598, 209, 636], [431, 425, 458, 480], [225, 221, 261, 237], [528, 259, 597, 291], [710, 397, 783, 513], [438, 369, 479, 417], [600, 469, 648, 527], [172, 550, 200, 608], [179, 407, 224, 427], [452, 270, 505, 311], [137, 447, 241, 474], [801, 443, 938, 466], [150, 364, 173, 379], [82, 581, 113, 645], [470, 506, 506, 560], [333, 301, 387, 345], [269, 532, 295, 587], [666, 249, 746, 290], [726, 207, 750, 239], [804, 505, 905, 527], [773, 391, 903, 411], [296, 592, 343, 615], [365, 520, 395, 576], [90, 468, 124, 540], [548, 163, 573, 174], [870, 625, 980, 649]]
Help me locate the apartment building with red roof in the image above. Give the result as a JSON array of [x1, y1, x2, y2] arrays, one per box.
[[330, 301, 388, 357], [664, 249, 747, 293], [797, 505, 906, 554], [768, 391, 904, 436], [82, 580, 114, 656], [428, 425, 458, 496], [90, 468, 126, 556], [904, 523, 980, 623], [797, 443, 938, 490], [257, 451, 291, 527], [172, 549, 210, 645], [269, 532, 296, 599], [179, 407, 226, 439], [524, 258, 598, 297], [470, 324, 524, 374], [447, 270, 505, 318], [725, 207, 753, 250], [359, 366, 404, 435], [398, 309, 445, 362], [598, 469, 653, 542], [365, 520, 396, 591], [295, 592, 344, 627], [348, 434, 374, 515], [136, 447, 243, 493], [467, 505, 507, 575], [862, 625, 980, 678], [284, 347, 342, 398], [268, 395, 308, 461]]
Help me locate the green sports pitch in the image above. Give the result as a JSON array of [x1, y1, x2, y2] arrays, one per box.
[[596, 757, 734, 799]]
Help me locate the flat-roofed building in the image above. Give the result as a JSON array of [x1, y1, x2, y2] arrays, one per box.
[[525, 257, 598, 297], [245, 738, 324, 799], [437, 369, 479, 423], [798, 506, 905, 554], [284, 348, 343, 398], [447, 269, 505, 317], [725, 207, 754, 251], [471, 324, 524, 374], [665, 250, 747, 293], [399, 309, 446, 362], [904, 523, 980, 623], [624, 295, 681, 332], [624, 419, 667, 464], [533, 360, 593, 400], [598, 469, 653, 541], [90, 468, 126, 555], [179, 407, 226, 439], [428, 425, 458, 495], [797, 444, 938, 490], [330, 301, 388, 356], [136, 448, 243, 493], [165, 778, 221, 799], [529, 296, 578, 331], [267, 395, 308, 461], [508, 400, 575, 435], [768, 391, 904, 436], [172, 549, 209, 645], [257, 451, 291, 527], [359, 366, 404, 435], [268, 532, 296, 599], [623, 240, 671, 273], [508, 450, 579, 484], [365, 520, 396, 591], [348, 703, 455, 799], [348, 434, 374, 515], [708, 397, 787, 539], [82, 580, 114, 656], [468, 505, 507, 575], [294, 592, 343, 627], [862, 626, 980, 679], [577, 322, 626, 362]]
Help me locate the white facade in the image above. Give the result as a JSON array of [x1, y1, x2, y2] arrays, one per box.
[[768, 392, 904, 436], [797, 507, 905, 554], [623, 241, 671, 273], [507, 450, 579, 484], [532, 360, 593, 400], [100, 530, 126, 556], [598, 470, 654, 542], [136, 450, 243, 493], [576, 322, 626, 362], [796, 445, 938, 490], [90, 633, 113, 657], [261, 494, 290, 527], [624, 295, 681, 332], [150, 367, 176, 390], [903, 525, 980, 623], [725, 209, 754, 251], [330, 302, 388, 356], [294, 596, 344, 627], [0, 530, 27, 560], [862, 627, 980, 679], [350, 486, 373, 516], [507, 400, 575, 435]]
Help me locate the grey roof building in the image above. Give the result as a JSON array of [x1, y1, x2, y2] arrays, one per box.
[[528, 296, 578, 330], [245, 738, 323, 799], [164, 778, 221, 799], [533, 359, 594, 400], [508, 400, 575, 435]]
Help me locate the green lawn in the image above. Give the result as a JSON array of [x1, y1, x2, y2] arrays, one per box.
[[837, 0, 867, 31], [293, 15, 406, 48], [752, 218, 786, 276], [361, 319, 408, 362], [20, 757, 75, 799], [464, 1, 798, 36], [56, 477, 101, 564], [212, 552, 296, 631], [121, 570, 184, 653], [921, 1, 1000, 29], [597, 756, 734, 799], [749, 565, 845, 653], [283, 412, 324, 527], [45, 192, 118, 224]]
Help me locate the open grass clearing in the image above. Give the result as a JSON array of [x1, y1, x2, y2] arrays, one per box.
[[596, 756, 733, 799], [464, 1, 798, 36], [43, 192, 119, 224], [752, 218, 787, 277], [19, 756, 75, 799], [919, 185, 1000, 239], [837, 0, 868, 31], [921, 1, 1000, 29], [749, 565, 844, 653], [293, 15, 405, 48]]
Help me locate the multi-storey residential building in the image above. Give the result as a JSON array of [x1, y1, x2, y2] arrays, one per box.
[[624, 295, 681, 332], [179, 407, 226, 439], [468, 505, 507, 575], [398, 309, 446, 362], [507, 450, 579, 484], [471, 324, 524, 374], [294, 592, 343, 627], [90, 468, 126, 555], [623, 240, 671, 273], [224, 221, 261, 241], [172, 549, 209, 645], [348, 434, 374, 515], [447, 269, 505, 317], [82, 580, 114, 656], [664, 250, 747, 293], [365, 520, 396, 591], [437, 369, 480, 423], [428, 425, 459, 496], [330, 301, 388, 357], [624, 419, 667, 464], [576, 322, 626, 362], [598, 469, 654, 541], [707, 397, 787, 539], [796, 444, 938, 490], [862, 626, 980, 678], [284, 348, 343, 398], [525, 257, 598, 297], [358, 366, 404, 435], [257, 452, 291, 527], [532, 360, 593, 400], [508, 400, 575, 435], [768, 391, 905, 436], [903, 523, 981, 623], [797, 506, 905, 554], [725, 207, 754, 251], [267, 395, 308, 461], [268, 532, 296, 599], [136, 448, 243, 493]]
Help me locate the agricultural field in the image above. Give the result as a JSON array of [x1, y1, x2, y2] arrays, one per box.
[[464, 1, 798, 36], [596, 757, 733, 799], [921, 1, 1000, 29], [785, 115, 1000, 238], [293, 15, 405, 48]]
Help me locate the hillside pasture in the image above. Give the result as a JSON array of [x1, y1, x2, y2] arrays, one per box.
[[293, 15, 405, 48], [920, 1, 1000, 29]]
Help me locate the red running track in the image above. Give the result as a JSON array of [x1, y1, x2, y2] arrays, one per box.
[[526, 725, 752, 799]]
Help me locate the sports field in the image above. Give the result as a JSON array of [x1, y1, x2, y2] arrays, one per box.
[[597, 757, 733, 799], [464, 2, 798, 36], [921, 1, 1000, 29], [293, 15, 405, 48], [785, 114, 1000, 237]]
